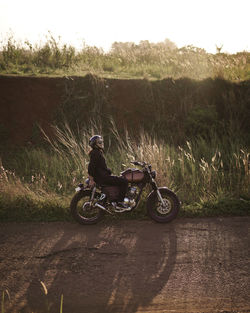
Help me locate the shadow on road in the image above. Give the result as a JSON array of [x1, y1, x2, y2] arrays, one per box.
[[19, 221, 177, 313], [2, 217, 250, 313]]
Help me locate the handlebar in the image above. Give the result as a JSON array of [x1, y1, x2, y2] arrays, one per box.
[[130, 161, 146, 167]]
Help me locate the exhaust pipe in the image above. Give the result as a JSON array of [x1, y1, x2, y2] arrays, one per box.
[[94, 203, 113, 214]]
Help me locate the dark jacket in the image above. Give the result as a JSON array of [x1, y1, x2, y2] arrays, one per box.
[[88, 148, 112, 182]]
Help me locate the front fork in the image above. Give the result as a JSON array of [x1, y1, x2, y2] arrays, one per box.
[[152, 180, 165, 207], [90, 186, 97, 205], [156, 189, 165, 206]]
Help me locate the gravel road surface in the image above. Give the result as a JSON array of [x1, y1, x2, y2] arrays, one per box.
[[0, 217, 249, 313]]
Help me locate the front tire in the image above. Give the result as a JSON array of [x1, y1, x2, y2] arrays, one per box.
[[70, 190, 105, 225], [147, 187, 180, 223]]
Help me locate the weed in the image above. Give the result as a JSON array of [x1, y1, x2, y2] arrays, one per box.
[[0, 121, 249, 221], [60, 295, 64, 313], [0, 34, 249, 81], [1, 290, 10, 313]]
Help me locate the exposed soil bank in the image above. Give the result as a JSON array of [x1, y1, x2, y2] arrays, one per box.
[[0, 217, 249, 313], [0, 75, 249, 146]]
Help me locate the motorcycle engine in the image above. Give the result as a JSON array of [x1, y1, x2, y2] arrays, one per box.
[[125, 186, 138, 207]]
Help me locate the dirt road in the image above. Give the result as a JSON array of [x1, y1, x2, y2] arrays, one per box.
[[0, 217, 249, 313]]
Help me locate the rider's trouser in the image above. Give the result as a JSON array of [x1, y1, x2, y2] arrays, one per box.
[[97, 175, 128, 202]]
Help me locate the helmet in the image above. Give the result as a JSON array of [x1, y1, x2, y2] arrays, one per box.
[[89, 135, 103, 148]]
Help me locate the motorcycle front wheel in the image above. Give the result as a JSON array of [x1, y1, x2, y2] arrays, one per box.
[[70, 190, 105, 225], [146, 187, 180, 223]]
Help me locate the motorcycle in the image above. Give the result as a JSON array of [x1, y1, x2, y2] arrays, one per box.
[[70, 161, 180, 225]]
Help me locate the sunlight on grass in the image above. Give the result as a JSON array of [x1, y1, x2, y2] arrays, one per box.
[[0, 286, 64, 313], [0, 121, 249, 221], [1, 290, 10, 313], [0, 34, 249, 81]]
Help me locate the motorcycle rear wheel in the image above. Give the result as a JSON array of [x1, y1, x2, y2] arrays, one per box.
[[147, 188, 180, 223], [70, 190, 105, 225]]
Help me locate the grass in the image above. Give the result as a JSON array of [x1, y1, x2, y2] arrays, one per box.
[[1, 35, 249, 313], [1, 289, 63, 313], [1, 291, 5, 313], [0, 34, 249, 221], [0, 121, 249, 222], [1, 290, 10, 313], [0, 34, 249, 81]]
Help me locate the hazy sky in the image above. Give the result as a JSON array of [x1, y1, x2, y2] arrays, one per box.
[[0, 0, 249, 54]]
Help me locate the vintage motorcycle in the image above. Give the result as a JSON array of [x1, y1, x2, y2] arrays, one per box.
[[70, 161, 180, 225]]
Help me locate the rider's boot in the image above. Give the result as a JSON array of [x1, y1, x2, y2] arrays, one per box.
[[117, 197, 130, 208]]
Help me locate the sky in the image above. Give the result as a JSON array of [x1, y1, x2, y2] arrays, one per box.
[[0, 0, 249, 54]]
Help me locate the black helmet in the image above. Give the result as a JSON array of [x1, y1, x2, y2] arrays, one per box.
[[89, 135, 103, 148]]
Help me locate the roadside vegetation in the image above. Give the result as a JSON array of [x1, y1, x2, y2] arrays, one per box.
[[0, 33, 249, 80], [0, 34, 249, 222], [0, 120, 249, 222]]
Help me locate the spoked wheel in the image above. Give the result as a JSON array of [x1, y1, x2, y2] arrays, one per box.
[[147, 188, 180, 223], [70, 190, 105, 225]]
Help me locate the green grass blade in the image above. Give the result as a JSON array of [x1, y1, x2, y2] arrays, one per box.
[[60, 294, 63, 313], [1, 291, 5, 313]]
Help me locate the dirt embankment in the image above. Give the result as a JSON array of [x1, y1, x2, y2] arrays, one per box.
[[0, 76, 63, 145], [0, 75, 151, 145], [0, 75, 249, 146], [0, 75, 152, 145]]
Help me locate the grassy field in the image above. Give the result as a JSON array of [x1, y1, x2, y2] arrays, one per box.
[[0, 34, 249, 81]]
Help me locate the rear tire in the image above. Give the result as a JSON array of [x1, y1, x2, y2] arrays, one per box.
[[70, 190, 105, 225], [147, 188, 180, 223]]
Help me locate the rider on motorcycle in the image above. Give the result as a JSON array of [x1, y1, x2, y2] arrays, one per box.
[[88, 135, 128, 207]]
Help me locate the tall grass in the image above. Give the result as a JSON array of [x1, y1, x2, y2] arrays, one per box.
[[1, 287, 64, 313], [0, 121, 249, 221], [1, 290, 10, 313], [0, 34, 249, 80]]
